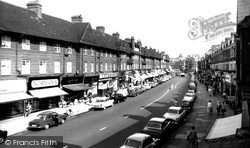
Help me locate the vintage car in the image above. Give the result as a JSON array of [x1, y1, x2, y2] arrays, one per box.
[[149, 81, 157, 88], [110, 93, 127, 103], [187, 89, 196, 100], [116, 88, 129, 97], [120, 133, 160, 148], [184, 92, 195, 102], [28, 111, 68, 130], [180, 73, 185, 77], [163, 106, 187, 125], [0, 129, 8, 144], [128, 89, 139, 97], [181, 97, 194, 112], [92, 97, 114, 110], [144, 83, 152, 90], [141, 117, 173, 140]]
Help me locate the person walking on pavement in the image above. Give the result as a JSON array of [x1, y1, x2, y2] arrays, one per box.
[[221, 101, 227, 116], [24, 102, 32, 117], [173, 98, 178, 106], [170, 81, 174, 90], [216, 101, 222, 115], [207, 100, 213, 115], [187, 125, 198, 148]]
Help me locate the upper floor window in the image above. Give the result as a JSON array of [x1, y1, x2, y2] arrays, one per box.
[[54, 61, 60, 73], [91, 48, 94, 56], [113, 63, 116, 71], [100, 50, 103, 56], [91, 63, 94, 72], [54, 44, 61, 53], [1, 36, 11, 48], [39, 41, 47, 52], [66, 62, 72, 73], [105, 63, 108, 71], [84, 62, 88, 73], [110, 52, 112, 58], [66, 47, 73, 55], [105, 51, 108, 57], [109, 63, 112, 71], [22, 39, 30, 50], [100, 63, 103, 71], [21, 60, 30, 75], [39, 61, 47, 74], [84, 49, 88, 55], [1, 59, 11, 75]]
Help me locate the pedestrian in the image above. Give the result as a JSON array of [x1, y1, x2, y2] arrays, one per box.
[[171, 82, 174, 90], [187, 125, 198, 147], [207, 100, 213, 115], [222, 92, 227, 102], [221, 101, 227, 116], [24, 102, 32, 117], [216, 101, 222, 115], [173, 98, 178, 106]]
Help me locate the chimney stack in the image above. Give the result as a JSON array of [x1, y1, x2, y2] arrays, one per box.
[[96, 26, 105, 36], [131, 36, 135, 49], [71, 15, 83, 23], [112, 32, 120, 39], [27, 0, 42, 18]]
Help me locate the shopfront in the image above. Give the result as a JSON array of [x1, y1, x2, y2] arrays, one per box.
[[27, 76, 68, 110], [84, 73, 99, 97], [98, 72, 118, 97], [118, 71, 126, 88], [61, 75, 92, 104], [0, 79, 34, 119]]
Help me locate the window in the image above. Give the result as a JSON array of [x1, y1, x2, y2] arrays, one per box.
[[54, 44, 61, 53], [100, 63, 103, 71], [110, 52, 112, 57], [105, 51, 108, 57], [100, 50, 103, 56], [1, 59, 11, 75], [96, 63, 99, 72], [1, 36, 11, 48], [121, 63, 123, 70], [66, 47, 73, 54], [21, 60, 30, 74], [113, 63, 116, 71], [39, 41, 46, 51], [109, 63, 112, 71], [105, 63, 108, 71], [91, 48, 94, 56], [91, 63, 94, 72], [22, 39, 30, 50], [54, 61, 60, 73], [84, 62, 88, 73], [39, 61, 47, 74], [84, 49, 88, 55], [124, 63, 126, 70], [66, 62, 72, 73]]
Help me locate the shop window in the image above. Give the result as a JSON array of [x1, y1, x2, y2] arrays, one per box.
[[39, 41, 46, 52], [1, 36, 11, 48], [91, 48, 94, 56], [1, 59, 11, 75], [54, 61, 60, 73], [84, 62, 88, 73], [22, 38, 30, 50], [21, 60, 30, 75], [67, 62, 72, 73], [39, 61, 47, 74]]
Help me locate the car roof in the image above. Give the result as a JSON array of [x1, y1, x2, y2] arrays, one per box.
[[127, 133, 151, 141], [188, 90, 195, 92], [182, 97, 192, 101], [185, 93, 193, 95], [149, 117, 165, 123], [38, 111, 55, 115], [169, 106, 181, 110]]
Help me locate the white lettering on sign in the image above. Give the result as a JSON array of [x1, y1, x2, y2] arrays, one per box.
[[31, 79, 59, 88], [99, 72, 118, 79]]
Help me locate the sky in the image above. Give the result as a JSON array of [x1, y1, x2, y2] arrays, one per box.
[[3, 0, 237, 58]]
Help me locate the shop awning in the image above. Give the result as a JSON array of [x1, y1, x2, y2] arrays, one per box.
[[62, 84, 92, 91], [29, 87, 68, 99], [141, 74, 148, 80], [146, 73, 154, 78], [205, 114, 242, 143], [0, 92, 34, 104]]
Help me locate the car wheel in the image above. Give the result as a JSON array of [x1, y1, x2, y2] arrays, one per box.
[[44, 124, 50, 130], [0, 137, 6, 144], [61, 119, 66, 124]]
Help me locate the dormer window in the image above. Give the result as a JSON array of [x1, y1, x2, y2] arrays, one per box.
[[67, 47, 73, 54], [54, 44, 61, 53], [1, 36, 11, 48], [91, 48, 94, 56], [84, 49, 88, 55], [22, 39, 30, 50]]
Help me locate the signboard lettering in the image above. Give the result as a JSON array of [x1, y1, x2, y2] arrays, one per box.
[[31, 79, 59, 88]]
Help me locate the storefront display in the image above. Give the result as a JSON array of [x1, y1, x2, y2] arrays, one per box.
[[98, 72, 118, 97], [84, 73, 99, 97]]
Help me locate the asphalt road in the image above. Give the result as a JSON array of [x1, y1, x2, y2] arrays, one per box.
[[3, 75, 191, 148]]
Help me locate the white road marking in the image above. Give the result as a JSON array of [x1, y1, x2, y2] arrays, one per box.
[[100, 127, 106, 131], [175, 80, 181, 88], [141, 89, 169, 110], [124, 116, 129, 118]]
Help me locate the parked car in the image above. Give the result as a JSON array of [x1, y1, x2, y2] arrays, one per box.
[[180, 73, 185, 77], [149, 82, 157, 88], [163, 106, 187, 125], [187, 89, 196, 99], [144, 83, 152, 90], [0, 129, 8, 144], [120, 133, 160, 148], [184, 92, 195, 102], [141, 117, 174, 140], [128, 89, 139, 97], [181, 97, 194, 112], [28, 111, 68, 130], [116, 88, 129, 97], [92, 97, 114, 110], [110, 93, 127, 103]]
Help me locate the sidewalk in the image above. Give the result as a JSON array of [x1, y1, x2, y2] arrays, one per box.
[[162, 82, 243, 148], [0, 103, 93, 136]]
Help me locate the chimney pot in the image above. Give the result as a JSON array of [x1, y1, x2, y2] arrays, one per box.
[[112, 32, 120, 39], [96, 26, 105, 36], [71, 15, 83, 23], [27, 0, 42, 18]]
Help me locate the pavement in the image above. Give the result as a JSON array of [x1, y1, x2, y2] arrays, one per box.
[[162, 80, 248, 148], [0, 103, 93, 136]]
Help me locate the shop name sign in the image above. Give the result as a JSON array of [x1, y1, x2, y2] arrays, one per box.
[[99, 72, 118, 79], [188, 12, 236, 41], [31, 79, 59, 88]]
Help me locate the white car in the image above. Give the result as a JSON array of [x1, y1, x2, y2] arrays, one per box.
[[144, 83, 152, 90], [91, 97, 114, 110], [184, 92, 195, 100], [116, 88, 129, 97], [120, 133, 159, 148], [163, 106, 187, 124], [187, 90, 196, 99], [180, 73, 185, 77]]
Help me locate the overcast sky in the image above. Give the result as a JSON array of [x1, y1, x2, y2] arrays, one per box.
[[3, 0, 237, 58]]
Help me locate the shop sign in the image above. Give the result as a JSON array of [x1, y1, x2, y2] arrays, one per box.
[[62, 76, 83, 85], [31, 79, 59, 88], [99, 72, 118, 79], [0, 79, 26, 94]]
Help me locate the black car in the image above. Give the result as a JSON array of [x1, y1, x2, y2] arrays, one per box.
[[0, 130, 8, 144], [110, 93, 127, 103], [141, 117, 174, 140], [181, 97, 194, 112]]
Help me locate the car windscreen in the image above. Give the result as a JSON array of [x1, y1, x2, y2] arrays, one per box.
[[182, 100, 190, 105], [146, 122, 162, 130], [187, 90, 194, 93], [125, 139, 141, 148], [168, 109, 178, 114], [35, 114, 46, 120], [185, 94, 192, 97]]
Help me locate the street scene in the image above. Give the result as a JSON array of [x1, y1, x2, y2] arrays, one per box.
[[1, 0, 250, 148]]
